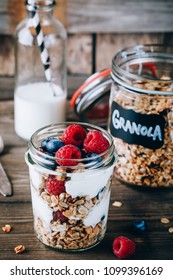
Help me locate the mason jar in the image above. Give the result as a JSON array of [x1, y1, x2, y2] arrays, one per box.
[[109, 44, 173, 188], [25, 122, 116, 251], [14, 0, 67, 141]]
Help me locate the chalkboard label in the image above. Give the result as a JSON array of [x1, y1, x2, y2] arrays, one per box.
[[110, 101, 165, 149]]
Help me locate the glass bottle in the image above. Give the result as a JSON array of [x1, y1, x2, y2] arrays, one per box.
[[14, 0, 67, 141], [109, 44, 173, 188]]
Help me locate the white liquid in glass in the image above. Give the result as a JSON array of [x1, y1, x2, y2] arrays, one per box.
[[14, 82, 66, 140]]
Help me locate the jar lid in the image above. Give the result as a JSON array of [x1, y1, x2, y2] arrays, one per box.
[[70, 69, 112, 126]]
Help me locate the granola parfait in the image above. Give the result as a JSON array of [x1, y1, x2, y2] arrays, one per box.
[[25, 122, 116, 251], [109, 44, 173, 188]]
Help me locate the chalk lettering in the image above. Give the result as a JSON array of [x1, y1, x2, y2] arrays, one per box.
[[112, 110, 162, 141], [110, 101, 165, 149]]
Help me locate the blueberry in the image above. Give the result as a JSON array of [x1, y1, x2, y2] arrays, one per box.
[[46, 138, 64, 153], [133, 220, 146, 231], [85, 152, 102, 164], [41, 139, 48, 150]]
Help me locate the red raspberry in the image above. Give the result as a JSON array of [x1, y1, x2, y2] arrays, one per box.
[[83, 130, 109, 154], [45, 175, 65, 196], [61, 124, 86, 146], [112, 236, 136, 259], [53, 210, 68, 222], [55, 144, 82, 166]]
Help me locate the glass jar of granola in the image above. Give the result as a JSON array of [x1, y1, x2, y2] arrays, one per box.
[[25, 122, 116, 251], [109, 44, 173, 188]]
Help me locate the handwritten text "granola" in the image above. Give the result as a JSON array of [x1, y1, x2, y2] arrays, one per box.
[[112, 109, 162, 141]]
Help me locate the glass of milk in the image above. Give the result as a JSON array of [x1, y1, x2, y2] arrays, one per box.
[[25, 122, 117, 251], [14, 0, 67, 141]]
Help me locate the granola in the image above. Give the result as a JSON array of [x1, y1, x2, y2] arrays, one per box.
[[31, 171, 112, 251], [112, 80, 173, 187], [2, 224, 12, 233], [14, 245, 25, 254]]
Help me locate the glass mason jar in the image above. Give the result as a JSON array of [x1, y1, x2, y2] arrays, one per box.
[[109, 44, 173, 188], [25, 122, 116, 251], [14, 0, 67, 141]]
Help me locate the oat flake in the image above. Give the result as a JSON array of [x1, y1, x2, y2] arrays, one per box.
[[160, 217, 170, 224], [168, 227, 173, 233], [112, 201, 122, 207], [2, 224, 12, 233], [14, 245, 25, 254]]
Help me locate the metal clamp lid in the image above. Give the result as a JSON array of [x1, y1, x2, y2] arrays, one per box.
[[70, 69, 112, 115]]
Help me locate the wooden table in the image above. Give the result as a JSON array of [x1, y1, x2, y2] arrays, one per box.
[[0, 98, 173, 260]]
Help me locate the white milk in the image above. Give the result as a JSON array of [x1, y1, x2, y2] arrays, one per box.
[[14, 82, 66, 140]]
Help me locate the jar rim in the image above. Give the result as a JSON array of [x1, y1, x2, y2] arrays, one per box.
[[70, 69, 111, 128], [70, 69, 111, 110], [26, 0, 56, 11], [111, 44, 173, 95], [26, 122, 116, 173]]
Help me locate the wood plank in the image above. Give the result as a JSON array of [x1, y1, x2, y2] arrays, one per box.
[[68, 0, 173, 33], [0, 0, 25, 35], [96, 33, 165, 71], [1, 0, 173, 35], [0, 77, 15, 100], [67, 34, 92, 74], [0, 35, 14, 76]]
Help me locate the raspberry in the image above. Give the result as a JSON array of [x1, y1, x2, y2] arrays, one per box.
[[45, 175, 65, 196], [61, 124, 86, 146], [55, 144, 82, 166], [83, 130, 109, 154], [53, 210, 68, 222], [112, 236, 136, 259]]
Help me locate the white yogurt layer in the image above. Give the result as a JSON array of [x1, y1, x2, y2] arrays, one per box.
[[84, 189, 111, 227], [65, 165, 114, 199], [29, 163, 114, 229], [31, 185, 53, 229]]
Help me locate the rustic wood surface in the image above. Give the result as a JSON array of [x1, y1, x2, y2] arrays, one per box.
[[2, 33, 171, 76], [1, 0, 173, 77], [67, 0, 173, 33], [2, 0, 173, 34], [96, 33, 166, 71], [0, 84, 173, 260]]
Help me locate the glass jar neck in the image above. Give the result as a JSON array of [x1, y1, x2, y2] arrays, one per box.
[[27, 122, 116, 175], [111, 44, 173, 95], [26, 0, 55, 13]]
